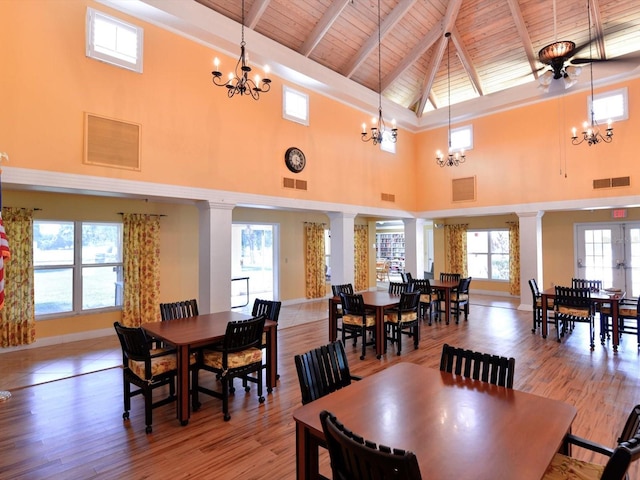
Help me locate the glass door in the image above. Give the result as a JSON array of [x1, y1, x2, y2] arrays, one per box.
[[232, 223, 277, 305]]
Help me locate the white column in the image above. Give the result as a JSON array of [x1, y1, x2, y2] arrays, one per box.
[[403, 218, 425, 279], [328, 212, 356, 287], [517, 211, 544, 311], [197, 200, 235, 314]]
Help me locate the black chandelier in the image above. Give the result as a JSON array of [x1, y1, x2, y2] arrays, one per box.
[[436, 33, 466, 167], [361, 0, 397, 146], [571, 1, 613, 146], [211, 0, 271, 100]]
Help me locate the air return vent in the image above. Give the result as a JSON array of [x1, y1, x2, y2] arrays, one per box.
[[381, 193, 395, 202], [84, 113, 140, 170], [593, 176, 630, 189], [295, 179, 307, 190], [452, 176, 476, 202], [283, 178, 308, 190]]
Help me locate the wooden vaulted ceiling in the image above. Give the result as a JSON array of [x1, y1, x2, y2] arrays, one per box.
[[194, 0, 640, 119]]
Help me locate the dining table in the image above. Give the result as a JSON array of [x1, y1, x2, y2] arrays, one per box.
[[540, 287, 624, 351], [328, 291, 400, 358], [429, 278, 461, 322], [293, 362, 576, 480], [142, 311, 277, 425]]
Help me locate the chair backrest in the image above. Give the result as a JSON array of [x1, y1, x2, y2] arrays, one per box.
[[457, 277, 472, 295], [388, 282, 408, 294], [332, 284, 354, 296], [571, 278, 602, 292], [400, 272, 408, 283], [440, 272, 461, 283], [113, 322, 151, 363], [440, 343, 515, 388], [159, 299, 199, 321], [340, 293, 366, 316], [410, 279, 432, 295], [251, 298, 282, 322], [294, 340, 353, 405], [601, 432, 640, 480], [405, 272, 413, 282], [222, 315, 266, 353], [618, 404, 640, 444], [320, 410, 423, 480], [554, 286, 591, 310], [397, 291, 420, 312], [528, 278, 540, 300]]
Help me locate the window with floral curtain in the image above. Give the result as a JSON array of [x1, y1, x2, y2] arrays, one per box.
[[445, 224, 468, 277], [121, 213, 160, 327], [354, 225, 368, 291], [508, 221, 520, 295], [305, 222, 325, 299], [0, 207, 35, 347]]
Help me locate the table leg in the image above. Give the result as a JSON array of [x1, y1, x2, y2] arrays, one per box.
[[612, 298, 620, 352], [296, 422, 319, 480], [266, 324, 277, 392], [444, 287, 451, 324], [176, 345, 190, 425], [541, 294, 549, 339], [328, 298, 337, 342], [375, 305, 385, 359]]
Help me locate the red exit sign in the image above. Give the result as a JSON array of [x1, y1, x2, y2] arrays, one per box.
[[612, 208, 627, 219]]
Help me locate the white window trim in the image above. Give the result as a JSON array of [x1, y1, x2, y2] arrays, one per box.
[[283, 85, 309, 126], [589, 87, 628, 124], [86, 7, 143, 73], [450, 124, 473, 152]]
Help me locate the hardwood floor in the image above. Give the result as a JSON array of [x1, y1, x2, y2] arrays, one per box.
[[1, 296, 639, 479]]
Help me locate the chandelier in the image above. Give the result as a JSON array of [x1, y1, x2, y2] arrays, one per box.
[[211, 0, 271, 100], [361, 0, 397, 146], [436, 33, 466, 167], [571, 0, 613, 146]]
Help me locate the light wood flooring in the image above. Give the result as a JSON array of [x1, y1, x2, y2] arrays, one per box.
[[1, 295, 639, 479]]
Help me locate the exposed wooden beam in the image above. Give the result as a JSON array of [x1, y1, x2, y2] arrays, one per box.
[[300, 0, 351, 57], [450, 27, 483, 97], [246, 0, 270, 29], [343, 0, 416, 78], [506, 0, 540, 78], [590, 0, 606, 59]]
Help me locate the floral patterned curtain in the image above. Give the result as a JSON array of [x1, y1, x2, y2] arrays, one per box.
[[508, 221, 520, 296], [305, 222, 325, 299], [0, 208, 35, 347], [354, 225, 368, 291], [444, 224, 468, 277], [122, 214, 160, 327]]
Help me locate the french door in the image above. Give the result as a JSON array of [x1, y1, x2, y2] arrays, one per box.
[[575, 223, 640, 297]]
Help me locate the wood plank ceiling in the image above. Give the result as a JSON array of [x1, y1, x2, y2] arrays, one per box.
[[195, 0, 640, 119]]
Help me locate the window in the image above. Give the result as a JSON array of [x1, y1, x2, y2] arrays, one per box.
[[283, 86, 309, 125], [450, 125, 473, 152], [86, 7, 143, 73], [589, 87, 628, 124], [34, 221, 123, 317], [380, 130, 397, 154], [467, 230, 509, 280]]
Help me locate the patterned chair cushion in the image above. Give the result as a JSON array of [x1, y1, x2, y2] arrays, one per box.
[[543, 452, 605, 479], [537, 298, 555, 307], [128, 349, 178, 380], [342, 313, 376, 327], [419, 294, 437, 304], [557, 306, 591, 318], [385, 311, 418, 324], [454, 294, 469, 302], [203, 347, 263, 370], [619, 305, 637, 317]]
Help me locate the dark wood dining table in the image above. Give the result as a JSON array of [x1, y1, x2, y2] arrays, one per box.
[[142, 311, 277, 425], [328, 291, 400, 358], [429, 278, 460, 322], [293, 362, 576, 480], [540, 287, 624, 351]]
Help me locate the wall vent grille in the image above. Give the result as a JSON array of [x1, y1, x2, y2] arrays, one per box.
[[84, 113, 140, 170], [283, 177, 295, 189], [593, 176, 630, 189], [295, 179, 307, 190], [452, 176, 476, 202], [381, 193, 395, 202]]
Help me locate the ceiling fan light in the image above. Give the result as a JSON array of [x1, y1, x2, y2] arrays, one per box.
[[538, 70, 553, 86], [538, 41, 576, 64]]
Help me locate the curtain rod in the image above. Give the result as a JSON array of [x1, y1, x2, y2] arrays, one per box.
[[117, 212, 166, 217]]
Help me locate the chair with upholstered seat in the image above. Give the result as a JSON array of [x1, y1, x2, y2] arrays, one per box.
[[194, 315, 266, 421], [440, 272, 461, 283], [388, 282, 408, 295], [449, 276, 471, 324], [331, 284, 354, 334], [294, 340, 361, 405], [544, 430, 640, 480], [114, 321, 182, 433], [440, 343, 515, 388], [320, 410, 423, 480], [251, 298, 282, 386], [554, 286, 595, 349], [600, 297, 639, 347], [159, 298, 199, 320], [410, 278, 437, 324], [384, 291, 421, 355], [339, 292, 376, 360]]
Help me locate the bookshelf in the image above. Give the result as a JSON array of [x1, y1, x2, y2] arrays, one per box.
[[376, 233, 405, 274]]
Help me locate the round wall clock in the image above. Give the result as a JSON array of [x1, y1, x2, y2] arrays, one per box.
[[285, 147, 306, 173]]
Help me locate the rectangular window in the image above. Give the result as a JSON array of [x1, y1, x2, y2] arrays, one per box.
[[283, 85, 309, 125], [380, 129, 397, 154], [467, 229, 509, 280], [86, 7, 143, 73], [590, 87, 628, 124], [34, 221, 124, 317], [450, 125, 473, 152]]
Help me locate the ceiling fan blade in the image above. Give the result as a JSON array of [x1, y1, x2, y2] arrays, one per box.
[[571, 52, 640, 66]]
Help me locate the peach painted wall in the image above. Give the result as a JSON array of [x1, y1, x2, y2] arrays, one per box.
[[0, 0, 418, 211]]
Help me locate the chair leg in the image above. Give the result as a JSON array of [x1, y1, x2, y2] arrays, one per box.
[[222, 376, 231, 421], [144, 385, 153, 434], [360, 325, 366, 360], [396, 324, 402, 356]]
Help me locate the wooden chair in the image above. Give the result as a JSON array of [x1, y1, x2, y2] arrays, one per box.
[[331, 283, 354, 333], [113, 322, 180, 433], [600, 297, 639, 347], [400, 272, 413, 283], [320, 410, 423, 480], [410, 278, 437, 324], [194, 315, 266, 421], [544, 432, 640, 480], [440, 343, 515, 388], [339, 292, 376, 360], [388, 282, 408, 295], [572, 278, 603, 292], [159, 298, 199, 320], [384, 291, 421, 355], [294, 340, 361, 405], [554, 286, 595, 349], [440, 272, 461, 283], [251, 298, 282, 387], [449, 276, 471, 324]]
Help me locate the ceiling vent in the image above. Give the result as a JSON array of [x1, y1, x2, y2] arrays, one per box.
[[593, 176, 630, 189], [381, 193, 395, 202], [452, 176, 476, 202]]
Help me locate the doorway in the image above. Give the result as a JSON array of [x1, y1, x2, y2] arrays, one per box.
[[232, 223, 278, 305], [575, 222, 640, 297]]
